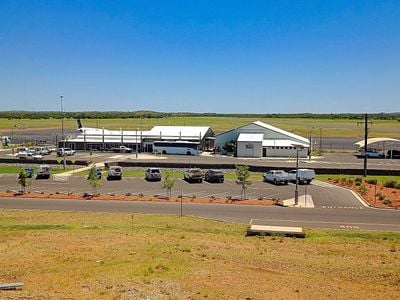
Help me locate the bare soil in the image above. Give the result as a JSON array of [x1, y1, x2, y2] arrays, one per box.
[[328, 180, 400, 209], [0, 191, 275, 206]]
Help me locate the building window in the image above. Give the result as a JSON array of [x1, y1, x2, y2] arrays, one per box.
[[245, 144, 254, 149]]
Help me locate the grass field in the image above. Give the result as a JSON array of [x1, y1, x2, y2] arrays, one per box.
[[0, 210, 399, 299], [0, 165, 73, 175], [316, 174, 400, 185], [1, 117, 399, 137]]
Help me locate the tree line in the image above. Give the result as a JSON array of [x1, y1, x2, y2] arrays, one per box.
[[0, 111, 399, 120]]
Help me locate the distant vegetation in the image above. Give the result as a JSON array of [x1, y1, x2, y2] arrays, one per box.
[[0, 111, 399, 120]]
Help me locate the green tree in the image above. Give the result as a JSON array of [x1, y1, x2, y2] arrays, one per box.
[[87, 166, 102, 195], [223, 140, 236, 154], [17, 169, 31, 194], [235, 165, 252, 200], [162, 171, 175, 198]]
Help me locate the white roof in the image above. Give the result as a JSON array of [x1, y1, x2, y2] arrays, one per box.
[[355, 137, 400, 148], [237, 133, 264, 142], [148, 126, 210, 139], [262, 139, 309, 147], [253, 121, 309, 144]]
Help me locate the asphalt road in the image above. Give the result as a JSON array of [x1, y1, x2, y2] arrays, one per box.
[[0, 174, 364, 209], [0, 197, 399, 231]]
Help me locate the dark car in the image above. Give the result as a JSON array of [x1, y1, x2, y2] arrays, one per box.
[[204, 169, 224, 183], [18, 167, 34, 178], [88, 167, 102, 179], [386, 150, 400, 159]]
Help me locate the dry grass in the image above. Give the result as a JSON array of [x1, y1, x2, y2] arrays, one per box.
[[0, 210, 399, 299]]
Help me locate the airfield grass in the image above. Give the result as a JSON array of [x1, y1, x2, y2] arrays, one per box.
[[1, 117, 400, 137], [0, 210, 399, 299]]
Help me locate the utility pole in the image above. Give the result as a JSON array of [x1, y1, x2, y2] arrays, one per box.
[[60, 96, 66, 170], [357, 113, 372, 177]]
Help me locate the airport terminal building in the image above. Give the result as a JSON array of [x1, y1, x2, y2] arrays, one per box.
[[215, 121, 310, 158], [59, 123, 215, 153], [59, 119, 309, 157]]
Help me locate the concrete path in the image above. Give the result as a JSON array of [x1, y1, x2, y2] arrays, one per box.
[[283, 195, 314, 208]]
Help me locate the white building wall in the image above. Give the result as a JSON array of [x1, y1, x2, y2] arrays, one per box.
[[237, 141, 262, 158], [215, 130, 239, 151], [264, 147, 308, 158]]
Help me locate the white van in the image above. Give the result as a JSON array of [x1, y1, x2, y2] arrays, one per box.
[[287, 169, 316, 184]]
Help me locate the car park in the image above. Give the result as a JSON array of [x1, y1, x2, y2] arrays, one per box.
[[184, 168, 203, 183], [107, 166, 122, 180], [145, 168, 161, 181], [36, 164, 51, 179], [204, 169, 224, 183], [287, 169, 315, 184], [17, 151, 32, 159], [32, 153, 44, 160], [263, 170, 289, 185], [33, 147, 50, 155]]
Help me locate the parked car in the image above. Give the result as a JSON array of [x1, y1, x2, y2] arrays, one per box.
[[111, 146, 133, 153], [88, 167, 102, 179], [145, 168, 161, 181], [287, 169, 316, 184], [263, 170, 289, 185], [386, 150, 400, 159], [18, 167, 34, 178], [32, 154, 44, 160], [356, 149, 384, 158], [57, 148, 75, 156], [184, 168, 203, 183], [17, 151, 32, 159], [36, 164, 51, 179], [33, 147, 50, 155], [204, 169, 224, 183], [107, 166, 122, 180]]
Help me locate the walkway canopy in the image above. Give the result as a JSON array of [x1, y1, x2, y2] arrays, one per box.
[[354, 137, 400, 150]]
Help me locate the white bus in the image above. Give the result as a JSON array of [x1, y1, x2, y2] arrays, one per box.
[[153, 141, 200, 155]]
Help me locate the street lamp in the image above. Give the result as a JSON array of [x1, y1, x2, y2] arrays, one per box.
[[136, 128, 138, 159], [60, 96, 66, 169], [292, 143, 305, 206]]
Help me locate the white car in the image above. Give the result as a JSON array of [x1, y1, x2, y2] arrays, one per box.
[[57, 148, 75, 156], [263, 170, 289, 185], [356, 150, 384, 158], [287, 169, 315, 185]]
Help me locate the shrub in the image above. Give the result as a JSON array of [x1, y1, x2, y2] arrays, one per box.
[[358, 184, 367, 195], [382, 199, 392, 206], [394, 183, 400, 189], [347, 178, 354, 185], [354, 177, 363, 184], [340, 177, 347, 184], [378, 194, 385, 201], [384, 180, 397, 188], [366, 179, 377, 185]]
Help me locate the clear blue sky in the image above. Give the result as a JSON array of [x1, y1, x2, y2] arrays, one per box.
[[0, 0, 399, 113]]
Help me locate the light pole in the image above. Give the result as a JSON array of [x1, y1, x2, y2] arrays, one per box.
[[60, 96, 66, 169], [292, 143, 304, 206], [136, 128, 138, 159]]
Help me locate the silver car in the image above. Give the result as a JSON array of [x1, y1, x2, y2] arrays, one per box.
[[263, 170, 289, 185], [145, 168, 161, 181]]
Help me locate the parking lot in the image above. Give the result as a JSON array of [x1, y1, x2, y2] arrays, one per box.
[[0, 172, 364, 209]]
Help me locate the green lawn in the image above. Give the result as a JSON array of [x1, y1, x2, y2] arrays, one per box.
[[0, 165, 74, 175], [1, 117, 399, 137], [316, 174, 400, 185]]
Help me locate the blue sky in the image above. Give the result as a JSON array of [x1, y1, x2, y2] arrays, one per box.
[[0, 0, 399, 113]]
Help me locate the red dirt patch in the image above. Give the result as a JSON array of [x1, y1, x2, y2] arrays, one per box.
[[327, 180, 400, 209], [0, 192, 275, 206]]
